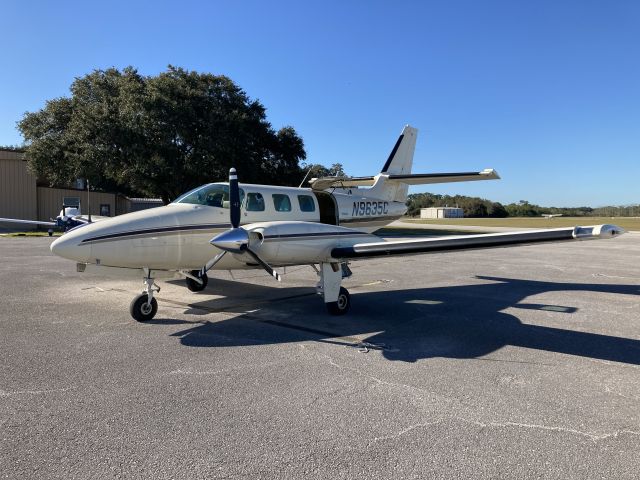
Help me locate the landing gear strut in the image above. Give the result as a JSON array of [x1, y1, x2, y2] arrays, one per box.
[[317, 262, 351, 315], [130, 273, 159, 322]]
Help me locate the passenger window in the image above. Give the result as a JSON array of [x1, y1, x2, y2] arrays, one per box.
[[246, 192, 265, 211], [272, 194, 292, 212], [297, 195, 316, 212]]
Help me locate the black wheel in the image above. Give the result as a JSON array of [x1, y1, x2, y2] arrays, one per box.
[[130, 293, 158, 322], [186, 270, 208, 292], [326, 287, 350, 315], [47, 229, 53, 237]]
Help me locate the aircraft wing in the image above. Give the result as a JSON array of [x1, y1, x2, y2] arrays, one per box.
[[72, 215, 110, 224], [309, 176, 377, 190], [331, 225, 624, 259], [0, 217, 57, 227]]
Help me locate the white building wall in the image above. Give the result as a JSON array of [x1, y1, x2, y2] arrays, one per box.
[[420, 207, 464, 219]]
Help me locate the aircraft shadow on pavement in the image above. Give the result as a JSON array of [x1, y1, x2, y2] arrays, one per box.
[[153, 276, 640, 365]]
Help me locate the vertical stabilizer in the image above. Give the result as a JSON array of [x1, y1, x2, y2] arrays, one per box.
[[369, 125, 418, 202], [380, 125, 418, 174]]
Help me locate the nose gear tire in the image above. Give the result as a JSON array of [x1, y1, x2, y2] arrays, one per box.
[[130, 294, 158, 322]]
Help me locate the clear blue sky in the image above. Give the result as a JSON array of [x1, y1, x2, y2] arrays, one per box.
[[2, 0, 639, 206]]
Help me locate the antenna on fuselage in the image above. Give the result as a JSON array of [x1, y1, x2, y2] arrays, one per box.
[[298, 168, 313, 188]]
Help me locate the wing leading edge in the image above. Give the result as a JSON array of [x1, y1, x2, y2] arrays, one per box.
[[0, 218, 57, 227], [331, 224, 625, 259]]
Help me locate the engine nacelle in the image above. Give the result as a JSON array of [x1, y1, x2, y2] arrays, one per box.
[[242, 221, 378, 265]]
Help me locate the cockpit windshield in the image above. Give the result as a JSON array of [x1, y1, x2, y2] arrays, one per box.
[[173, 183, 245, 208]]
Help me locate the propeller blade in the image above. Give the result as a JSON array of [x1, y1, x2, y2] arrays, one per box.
[[245, 248, 282, 282], [229, 167, 240, 229], [203, 250, 227, 273]]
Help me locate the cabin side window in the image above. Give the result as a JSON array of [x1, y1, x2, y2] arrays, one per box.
[[246, 192, 265, 211], [297, 195, 316, 212], [272, 194, 292, 212]]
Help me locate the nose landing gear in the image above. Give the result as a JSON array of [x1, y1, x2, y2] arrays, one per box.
[[130, 273, 160, 322]]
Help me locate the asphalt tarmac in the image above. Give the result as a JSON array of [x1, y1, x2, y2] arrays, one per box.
[[1, 233, 639, 479]]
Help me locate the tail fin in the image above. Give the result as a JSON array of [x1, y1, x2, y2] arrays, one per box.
[[369, 125, 418, 202], [380, 125, 418, 175], [308, 124, 498, 204]]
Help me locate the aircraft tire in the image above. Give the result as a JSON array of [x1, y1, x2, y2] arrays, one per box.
[[130, 294, 158, 322], [186, 271, 208, 292], [326, 287, 350, 315]]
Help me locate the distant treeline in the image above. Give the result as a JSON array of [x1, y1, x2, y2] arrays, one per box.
[[406, 193, 640, 217]]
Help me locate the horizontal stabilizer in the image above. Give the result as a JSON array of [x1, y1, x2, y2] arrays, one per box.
[[387, 168, 499, 185], [309, 176, 377, 190], [331, 224, 625, 259], [309, 169, 499, 191]]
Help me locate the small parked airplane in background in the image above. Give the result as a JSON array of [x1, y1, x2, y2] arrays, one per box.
[[49, 126, 625, 321], [542, 214, 563, 219], [0, 181, 106, 235], [0, 204, 93, 236]]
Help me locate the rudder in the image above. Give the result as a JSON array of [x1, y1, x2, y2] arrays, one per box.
[[380, 125, 418, 175], [369, 125, 418, 202]]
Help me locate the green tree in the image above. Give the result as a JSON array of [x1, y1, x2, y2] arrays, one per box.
[[329, 163, 346, 176], [18, 66, 306, 203]]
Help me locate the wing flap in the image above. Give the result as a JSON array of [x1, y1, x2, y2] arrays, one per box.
[[331, 225, 624, 259]]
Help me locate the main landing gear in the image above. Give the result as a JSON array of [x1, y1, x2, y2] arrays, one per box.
[[316, 262, 352, 315], [185, 270, 208, 292], [130, 273, 160, 322], [127, 262, 355, 322]]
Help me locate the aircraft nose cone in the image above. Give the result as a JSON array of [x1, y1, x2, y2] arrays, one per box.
[[51, 235, 91, 262]]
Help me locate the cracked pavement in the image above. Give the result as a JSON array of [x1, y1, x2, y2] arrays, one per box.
[[1, 234, 639, 479]]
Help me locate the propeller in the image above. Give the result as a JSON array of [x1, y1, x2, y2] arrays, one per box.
[[208, 168, 281, 281], [229, 168, 240, 229]]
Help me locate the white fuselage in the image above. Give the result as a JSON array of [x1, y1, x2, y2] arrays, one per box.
[[51, 183, 406, 272]]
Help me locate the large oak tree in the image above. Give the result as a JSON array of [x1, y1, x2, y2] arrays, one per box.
[[19, 66, 306, 203]]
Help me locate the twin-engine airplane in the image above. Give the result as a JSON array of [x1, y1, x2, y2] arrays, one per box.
[[50, 126, 625, 321]]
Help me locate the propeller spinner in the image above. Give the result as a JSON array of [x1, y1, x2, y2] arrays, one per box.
[[208, 168, 281, 281]]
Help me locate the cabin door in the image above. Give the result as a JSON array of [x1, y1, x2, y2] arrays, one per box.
[[312, 191, 338, 225]]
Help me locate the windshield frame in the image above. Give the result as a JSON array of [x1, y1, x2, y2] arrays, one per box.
[[172, 183, 245, 208]]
